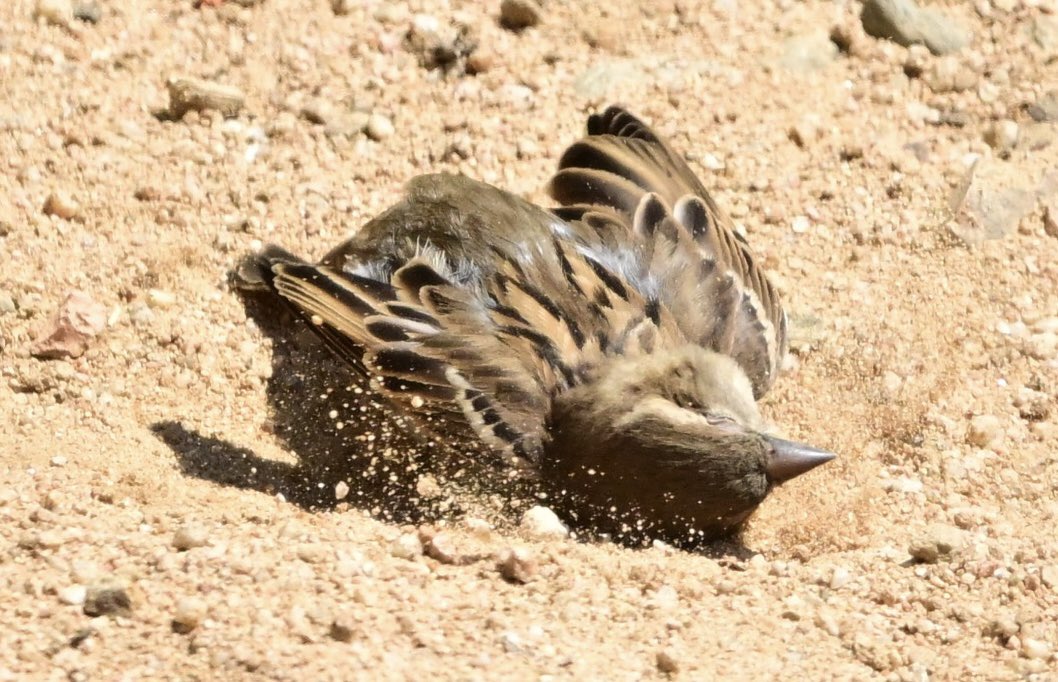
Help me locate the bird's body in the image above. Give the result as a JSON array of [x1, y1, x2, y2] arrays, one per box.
[[241, 107, 833, 544]]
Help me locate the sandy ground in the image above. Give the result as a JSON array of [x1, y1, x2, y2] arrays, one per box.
[[2, 0, 1058, 679]]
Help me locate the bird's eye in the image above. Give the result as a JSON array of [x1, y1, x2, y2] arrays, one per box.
[[706, 414, 737, 427], [672, 395, 701, 411]]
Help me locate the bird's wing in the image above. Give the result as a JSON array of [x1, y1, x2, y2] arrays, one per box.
[[547, 106, 787, 398], [253, 227, 689, 468], [256, 250, 550, 468]]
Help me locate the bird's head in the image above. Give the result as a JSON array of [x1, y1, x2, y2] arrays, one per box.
[[544, 345, 834, 545]]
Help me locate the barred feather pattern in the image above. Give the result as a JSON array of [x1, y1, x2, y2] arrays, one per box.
[[549, 106, 788, 398]]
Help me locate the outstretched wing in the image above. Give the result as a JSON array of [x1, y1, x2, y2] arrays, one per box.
[[254, 249, 547, 468], [251, 236, 686, 468], [548, 106, 788, 398]]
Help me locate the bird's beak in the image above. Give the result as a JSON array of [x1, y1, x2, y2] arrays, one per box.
[[764, 436, 835, 483]]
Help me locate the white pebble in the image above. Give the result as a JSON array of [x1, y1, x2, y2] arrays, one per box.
[[58, 585, 87, 606], [519, 505, 568, 539], [33, 0, 72, 28], [830, 566, 851, 589], [389, 533, 423, 561], [1021, 638, 1051, 660], [365, 114, 395, 141], [147, 289, 177, 309]]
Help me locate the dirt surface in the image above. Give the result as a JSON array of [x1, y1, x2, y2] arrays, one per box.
[[3, 0, 1058, 679]]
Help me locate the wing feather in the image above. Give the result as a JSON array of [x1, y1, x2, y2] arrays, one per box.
[[547, 106, 788, 397]]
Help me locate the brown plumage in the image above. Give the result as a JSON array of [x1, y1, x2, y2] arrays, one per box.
[[238, 106, 834, 544]]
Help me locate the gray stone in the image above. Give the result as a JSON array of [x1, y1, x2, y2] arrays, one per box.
[[1027, 91, 1058, 123], [908, 524, 966, 563], [778, 32, 839, 72], [948, 159, 1037, 243], [84, 584, 134, 617], [72, 1, 100, 23], [861, 0, 970, 55], [166, 76, 245, 119]]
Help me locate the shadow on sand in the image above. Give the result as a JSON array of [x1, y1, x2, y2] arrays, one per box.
[[150, 284, 469, 525]]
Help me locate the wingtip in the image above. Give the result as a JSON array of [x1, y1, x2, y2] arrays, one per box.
[[231, 244, 309, 292]]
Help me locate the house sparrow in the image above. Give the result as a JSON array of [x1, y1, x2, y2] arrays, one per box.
[[238, 106, 834, 544]]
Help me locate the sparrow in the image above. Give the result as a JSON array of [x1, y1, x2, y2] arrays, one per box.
[[238, 106, 834, 545]]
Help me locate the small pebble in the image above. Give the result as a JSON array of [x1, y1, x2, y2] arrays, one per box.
[[925, 57, 977, 93], [172, 526, 208, 551], [519, 506, 568, 539], [463, 517, 493, 539], [984, 120, 1018, 153], [465, 51, 494, 74], [73, 1, 101, 23], [499, 0, 543, 30], [422, 531, 460, 565], [1040, 565, 1058, 589], [296, 543, 330, 563], [390, 532, 423, 561], [656, 648, 680, 674], [83, 584, 134, 617], [1045, 201, 1058, 238], [20, 530, 65, 549], [34, 0, 72, 28], [830, 566, 851, 589], [365, 113, 395, 141], [43, 191, 81, 220], [171, 597, 207, 633], [329, 615, 357, 642], [909, 524, 966, 563], [58, 585, 87, 606], [649, 585, 680, 611], [415, 474, 442, 499], [1021, 638, 1051, 660], [497, 547, 537, 583], [147, 289, 177, 309], [967, 414, 1003, 449], [166, 75, 245, 119], [782, 594, 806, 621], [334, 481, 350, 501]]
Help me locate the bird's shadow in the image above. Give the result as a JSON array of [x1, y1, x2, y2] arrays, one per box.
[[151, 284, 474, 524]]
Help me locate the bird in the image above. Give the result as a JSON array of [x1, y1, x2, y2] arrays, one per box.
[[237, 106, 835, 545]]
